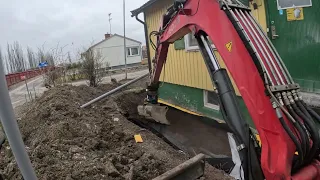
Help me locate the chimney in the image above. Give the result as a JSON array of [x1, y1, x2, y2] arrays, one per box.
[[105, 33, 111, 39]]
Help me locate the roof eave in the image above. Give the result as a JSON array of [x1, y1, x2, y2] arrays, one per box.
[[131, 0, 158, 17]]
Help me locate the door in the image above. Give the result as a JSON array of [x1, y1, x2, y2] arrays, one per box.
[[266, 0, 320, 92]]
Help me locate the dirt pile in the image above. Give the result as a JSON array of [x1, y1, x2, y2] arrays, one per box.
[[0, 83, 187, 180]]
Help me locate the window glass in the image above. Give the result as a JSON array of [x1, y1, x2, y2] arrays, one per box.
[[207, 91, 219, 106], [131, 47, 139, 55], [185, 33, 215, 50], [277, 0, 312, 9]]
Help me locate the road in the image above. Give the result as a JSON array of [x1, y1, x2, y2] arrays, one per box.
[[9, 69, 149, 108], [9, 76, 46, 108], [70, 69, 148, 86]]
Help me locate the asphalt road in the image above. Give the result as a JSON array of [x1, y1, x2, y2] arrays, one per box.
[[9, 76, 46, 108], [9, 69, 149, 108]]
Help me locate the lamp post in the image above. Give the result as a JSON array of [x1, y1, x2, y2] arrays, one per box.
[[123, 0, 127, 79]]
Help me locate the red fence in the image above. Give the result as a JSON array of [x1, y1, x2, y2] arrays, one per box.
[[5, 67, 52, 88]]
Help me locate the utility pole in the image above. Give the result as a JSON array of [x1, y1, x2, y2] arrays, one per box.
[[0, 59, 37, 180], [123, 0, 127, 79], [108, 13, 112, 34]]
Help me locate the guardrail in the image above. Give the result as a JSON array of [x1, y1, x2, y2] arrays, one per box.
[[5, 67, 53, 88]]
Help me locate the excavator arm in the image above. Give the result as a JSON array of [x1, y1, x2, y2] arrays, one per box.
[[142, 0, 320, 179]]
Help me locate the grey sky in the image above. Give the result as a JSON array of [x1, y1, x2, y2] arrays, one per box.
[[0, 0, 148, 60]]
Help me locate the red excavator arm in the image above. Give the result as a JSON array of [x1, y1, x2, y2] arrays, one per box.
[[144, 0, 320, 179]]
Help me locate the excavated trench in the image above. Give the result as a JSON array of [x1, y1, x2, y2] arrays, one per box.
[[0, 80, 232, 180]]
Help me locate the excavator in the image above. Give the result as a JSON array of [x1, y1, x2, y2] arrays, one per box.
[[2, 0, 317, 179], [134, 0, 320, 179]]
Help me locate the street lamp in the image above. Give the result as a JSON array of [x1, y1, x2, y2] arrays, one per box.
[[123, 0, 127, 79]]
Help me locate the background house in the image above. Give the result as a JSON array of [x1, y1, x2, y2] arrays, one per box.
[[131, 0, 320, 124], [90, 34, 142, 69]]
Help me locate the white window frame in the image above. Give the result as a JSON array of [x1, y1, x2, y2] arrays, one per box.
[[203, 90, 220, 111], [127, 46, 140, 57], [184, 33, 216, 52], [277, 0, 312, 10]]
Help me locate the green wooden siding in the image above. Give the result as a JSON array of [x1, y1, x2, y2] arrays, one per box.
[[266, 0, 320, 92], [158, 82, 254, 128]]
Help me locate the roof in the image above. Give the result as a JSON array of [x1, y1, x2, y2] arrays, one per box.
[[131, 0, 159, 17], [89, 34, 142, 49]]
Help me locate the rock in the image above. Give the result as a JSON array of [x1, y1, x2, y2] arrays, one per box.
[[69, 146, 82, 153], [120, 156, 129, 165], [85, 139, 99, 149], [111, 78, 117, 84], [72, 153, 87, 161], [105, 161, 120, 177], [66, 174, 74, 180]]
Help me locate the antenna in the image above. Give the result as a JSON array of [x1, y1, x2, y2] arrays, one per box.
[[108, 13, 112, 34]]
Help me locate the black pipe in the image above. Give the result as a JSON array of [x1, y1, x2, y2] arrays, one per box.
[[286, 105, 308, 161], [296, 100, 313, 120], [292, 103, 320, 163], [280, 113, 304, 169], [288, 102, 311, 155], [303, 101, 320, 124], [135, 13, 152, 73]]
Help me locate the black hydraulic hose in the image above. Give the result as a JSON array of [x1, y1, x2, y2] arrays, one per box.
[[296, 100, 313, 120], [280, 114, 304, 169], [303, 101, 320, 124], [286, 105, 308, 160], [288, 102, 311, 155], [292, 103, 320, 163]]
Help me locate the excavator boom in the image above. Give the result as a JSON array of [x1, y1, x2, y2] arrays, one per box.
[[140, 0, 320, 179]]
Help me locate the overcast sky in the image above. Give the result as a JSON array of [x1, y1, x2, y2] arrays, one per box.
[[0, 0, 148, 60]]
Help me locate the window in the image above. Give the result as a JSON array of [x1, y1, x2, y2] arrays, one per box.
[[184, 33, 216, 51], [204, 90, 220, 110], [277, 0, 312, 9], [127, 47, 140, 56]]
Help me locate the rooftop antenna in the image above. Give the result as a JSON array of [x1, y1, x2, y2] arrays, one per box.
[[108, 13, 112, 34]]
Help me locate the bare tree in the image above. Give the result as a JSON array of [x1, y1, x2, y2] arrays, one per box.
[[0, 47, 5, 73], [81, 48, 104, 87], [7, 43, 14, 73], [67, 52, 72, 64], [27, 47, 36, 68], [13, 41, 25, 72], [36, 47, 45, 64], [40, 43, 69, 86], [6, 42, 25, 73]]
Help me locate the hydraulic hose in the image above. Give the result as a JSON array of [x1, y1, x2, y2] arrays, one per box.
[[286, 105, 308, 160], [267, 87, 304, 168], [292, 103, 320, 163], [303, 101, 320, 124], [296, 100, 313, 120], [280, 113, 304, 169]]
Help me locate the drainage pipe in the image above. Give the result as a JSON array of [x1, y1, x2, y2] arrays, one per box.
[[81, 72, 149, 108]]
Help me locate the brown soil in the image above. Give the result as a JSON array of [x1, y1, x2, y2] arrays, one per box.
[[0, 80, 232, 180]]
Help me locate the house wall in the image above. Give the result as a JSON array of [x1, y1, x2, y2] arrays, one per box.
[[145, 0, 224, 92], [92, 36, 142, 68], [143, 0, 267, 123], [145, 0, 267, 94]]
